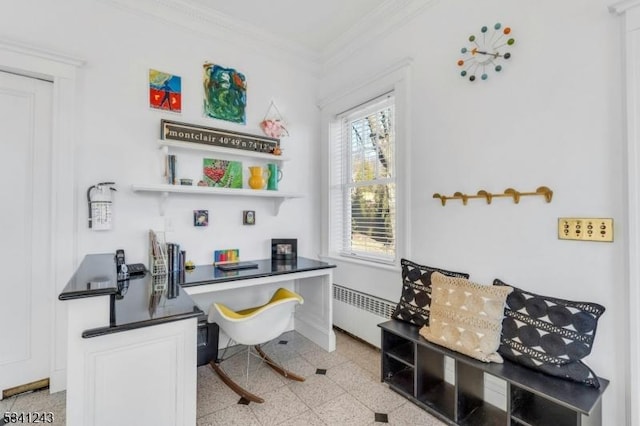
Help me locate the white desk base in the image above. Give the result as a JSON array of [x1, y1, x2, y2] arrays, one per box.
[[64, 296, 197, 426], [184, 268, 336, 352]]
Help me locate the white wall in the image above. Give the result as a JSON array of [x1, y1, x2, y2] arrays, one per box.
[[320, 1, 626, 425], [0, 0, 321, 396], [0, 0, 322, 267]]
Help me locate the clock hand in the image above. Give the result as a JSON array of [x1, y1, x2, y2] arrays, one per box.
[[476, 50, 502, 58], [473, 49, 511, 60]]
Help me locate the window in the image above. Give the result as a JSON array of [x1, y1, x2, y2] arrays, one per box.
[[329, 93, 396, 264]]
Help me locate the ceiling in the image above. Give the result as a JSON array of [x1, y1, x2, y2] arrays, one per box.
[[183, 0, 389, 52], [104, 0, 430, 70]]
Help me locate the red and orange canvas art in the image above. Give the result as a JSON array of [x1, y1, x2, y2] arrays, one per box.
[[149, 69, 182, 112]]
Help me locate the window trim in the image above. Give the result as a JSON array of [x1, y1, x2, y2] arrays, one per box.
[[319, 58, 412, 267], [333, 94, 396, 263]]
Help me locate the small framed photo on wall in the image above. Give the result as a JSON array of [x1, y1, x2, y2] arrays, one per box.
[[243, 210, 255, 225], [194, 210, 209, 227], [271, 239, 297, 261]]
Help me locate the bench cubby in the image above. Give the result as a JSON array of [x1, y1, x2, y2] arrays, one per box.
[[379, 320, 608, 426]]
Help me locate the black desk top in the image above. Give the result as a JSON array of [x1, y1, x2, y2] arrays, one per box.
[[59, 254, 335, 338], [59, 254, 202, 338], [58, 253, 121, 300], [180, 257, 336, 288]]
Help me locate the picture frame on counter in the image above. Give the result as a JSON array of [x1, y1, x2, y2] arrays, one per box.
[[271, 238, 297, 261]]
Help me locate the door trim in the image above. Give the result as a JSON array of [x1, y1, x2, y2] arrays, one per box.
[[610, 3, 640, 425], [0, 38, 84, 393]]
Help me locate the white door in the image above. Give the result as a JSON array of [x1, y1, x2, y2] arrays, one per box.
[[0, 71, 53, 395]]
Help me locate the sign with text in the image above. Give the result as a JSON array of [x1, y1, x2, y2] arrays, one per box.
[[161, 119, 279, 154]]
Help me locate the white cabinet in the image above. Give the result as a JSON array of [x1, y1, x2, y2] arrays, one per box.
[[65, 296, 197, 426], [132, 139, 303, 214]]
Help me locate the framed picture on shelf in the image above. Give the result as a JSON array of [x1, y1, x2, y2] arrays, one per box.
[[271, 239, 297, 261], [203, 158, 243, 188]]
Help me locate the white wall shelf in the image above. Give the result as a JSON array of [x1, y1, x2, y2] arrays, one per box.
[[131, 183, 303, 215], [157, 139, 290, 164]]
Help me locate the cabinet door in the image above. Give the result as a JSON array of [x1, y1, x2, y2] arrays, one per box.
[[68, 319, 197, 426]]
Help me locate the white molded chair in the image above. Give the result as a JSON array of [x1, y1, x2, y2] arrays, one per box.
[[208, 287, 304, 403]]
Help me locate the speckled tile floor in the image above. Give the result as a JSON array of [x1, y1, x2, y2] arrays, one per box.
[[196, 328, 445, 426], [0, 387, 66, 425], [0, 328, 445, 425]]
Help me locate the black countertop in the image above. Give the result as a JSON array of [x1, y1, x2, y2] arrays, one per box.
[[58, 253, 121, 300], [179, 257, 336, 288], [59, 254, 202, 338], [59, 254, 335, 338]]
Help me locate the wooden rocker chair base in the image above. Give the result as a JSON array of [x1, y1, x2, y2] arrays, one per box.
[[209, 347, 305, 404], [255, 346, 305, 382], [209, 360, 265, 403]]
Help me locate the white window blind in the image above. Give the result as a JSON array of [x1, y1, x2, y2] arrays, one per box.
[[329, 93, 396, 264]]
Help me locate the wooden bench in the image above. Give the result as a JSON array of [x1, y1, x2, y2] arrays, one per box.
[[379, 320, 608, 426]]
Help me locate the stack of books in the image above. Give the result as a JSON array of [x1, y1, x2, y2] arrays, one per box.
[[166, 154, 177, 184], [166, 243, 185, 272]]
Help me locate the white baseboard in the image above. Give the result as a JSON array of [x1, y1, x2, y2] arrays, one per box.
[[49, 369, 66, 393]]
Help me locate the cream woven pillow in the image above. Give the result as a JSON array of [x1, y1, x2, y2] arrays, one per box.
[[419, 272, 513, 363]]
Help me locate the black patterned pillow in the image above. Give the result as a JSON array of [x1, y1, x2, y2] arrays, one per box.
[[391, 259, 469, 327], [494, 279, 605, 388]]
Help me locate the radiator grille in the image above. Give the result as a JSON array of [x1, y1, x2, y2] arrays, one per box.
[[333, 284, 395, 319]]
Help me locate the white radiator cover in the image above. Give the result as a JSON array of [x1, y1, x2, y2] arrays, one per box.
[[332, 284, 506, 409], [332, 284, 395, 348]]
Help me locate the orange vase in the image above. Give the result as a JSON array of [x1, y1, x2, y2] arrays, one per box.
[[248, 166, 268, 189]]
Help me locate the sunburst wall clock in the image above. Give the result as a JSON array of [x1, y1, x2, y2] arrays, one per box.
[[457, 23, 515, 82]]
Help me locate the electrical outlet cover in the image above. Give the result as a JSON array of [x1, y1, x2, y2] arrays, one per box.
[[558, 218, 613, 242]]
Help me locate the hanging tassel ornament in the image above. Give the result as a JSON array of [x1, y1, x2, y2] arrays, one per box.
[[260, 100, 289, 139]]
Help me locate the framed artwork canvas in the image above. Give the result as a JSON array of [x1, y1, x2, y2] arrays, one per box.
[[149, 69, 182, 112], [203, 158, 243, 188], [203, 63, 246, 124]]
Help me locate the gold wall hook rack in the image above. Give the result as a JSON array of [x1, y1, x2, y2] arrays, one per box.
[[433, 186, 553, 206]]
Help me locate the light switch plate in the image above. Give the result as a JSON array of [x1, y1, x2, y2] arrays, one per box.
[[558, 218, 613, 242]]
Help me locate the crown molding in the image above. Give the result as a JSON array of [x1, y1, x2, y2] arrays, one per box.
[[610, 0, 640, 14], [99, 0, 433, 75], [321, 0, 438, 72], [98, 0, 322, 74]]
